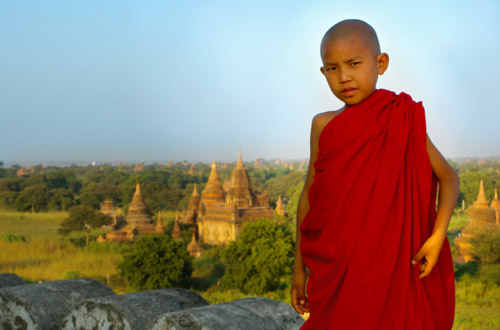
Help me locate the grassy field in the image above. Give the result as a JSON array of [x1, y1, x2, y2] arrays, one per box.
[[0, 210, 499, 329]]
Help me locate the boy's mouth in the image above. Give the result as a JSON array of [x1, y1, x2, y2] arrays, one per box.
[[341, 87, 357, 97]]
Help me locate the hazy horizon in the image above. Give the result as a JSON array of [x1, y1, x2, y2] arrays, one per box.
[[2, 1, 499, 165]]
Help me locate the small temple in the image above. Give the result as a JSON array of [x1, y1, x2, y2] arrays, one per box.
[[98, 184, 165, 242], [99, 198, 124, 228], [187, 232, 204, 257], [181, 151, 274, 246], [181, 184, 201, 225], [455, 180, 500, 263], [172, 212, 182, 240], [275, 195, 286, 216]]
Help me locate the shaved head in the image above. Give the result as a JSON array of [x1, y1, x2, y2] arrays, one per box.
[[321, 19, 381, 58]]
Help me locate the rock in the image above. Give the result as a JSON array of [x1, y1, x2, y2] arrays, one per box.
[[147, 297, 305, 330], [0, 273, 25, 289], [62, 288, 209, 330], [0, 278, 114, 330]]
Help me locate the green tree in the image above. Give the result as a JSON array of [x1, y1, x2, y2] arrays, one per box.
[[0, 191, 17, 210], [58, 205, 112, 245], [48, 188, 74, 211], [285, 181, 304, 221], [220, 218, 294, 295], [470, 227, 500, 264], [117, 235, 193, 291], [79, 181, 122, 208], [47, 170, 69, 189], [14, 183, 50, 212], [0, 161, 5, 178]]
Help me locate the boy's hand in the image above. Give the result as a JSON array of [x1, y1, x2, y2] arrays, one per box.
[[411, 234, 445, 279], [290, 266, 310, 315]]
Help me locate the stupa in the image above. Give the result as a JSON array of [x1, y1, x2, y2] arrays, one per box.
[[155, 211, 166, 234], [172, 212, 182, 240], [275, 195, 286, 216], [490, 188, 500, 225], [99, 184, 163, 242], [125, 184, 153, 230], [455, 180, 498, 262], [201, 161, 226, 207], [187, 232, 204, 258], [181, 183, 201, 225], [226, 150, 254, 207]]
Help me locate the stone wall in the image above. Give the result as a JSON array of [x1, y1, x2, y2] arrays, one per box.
[[0, 273, 304, 330]]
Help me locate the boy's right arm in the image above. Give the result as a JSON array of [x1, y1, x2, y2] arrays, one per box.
[[291, 112, 336, 315]]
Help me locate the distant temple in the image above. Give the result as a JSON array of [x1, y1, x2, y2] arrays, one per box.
[[455, 180, 500, 263], [99, 198, 124, 228], [98, 184, 165, 242], [275, 195, 286, 216], [184, 151, 274, 246]]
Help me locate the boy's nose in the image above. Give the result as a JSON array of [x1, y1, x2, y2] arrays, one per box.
[[339, 71, 351, 83], [338, 71, 351, 83]]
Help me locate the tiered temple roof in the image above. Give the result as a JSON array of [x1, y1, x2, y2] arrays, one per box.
[[197, 151, 274, 246], [100, 183, 163, 242], [467, 180, 495, 225], [201, 161, 226, 207], [226, 150, 254, 207], [125, 184, 153, 228]]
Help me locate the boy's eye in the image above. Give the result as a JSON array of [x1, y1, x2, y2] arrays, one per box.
[[326, 67, 337, 71], [352, 62, 361, 66]]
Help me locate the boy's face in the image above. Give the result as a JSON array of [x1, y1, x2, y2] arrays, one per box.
[[320, 34, 388, 106]]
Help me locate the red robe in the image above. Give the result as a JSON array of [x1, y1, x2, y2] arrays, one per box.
[[300, 89, 455, 329]]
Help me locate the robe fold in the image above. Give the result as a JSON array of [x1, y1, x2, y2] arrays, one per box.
[[299, 89, 454, 330]]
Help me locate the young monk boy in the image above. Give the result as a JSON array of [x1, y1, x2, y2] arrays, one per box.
[[290, 19, 459, 329]]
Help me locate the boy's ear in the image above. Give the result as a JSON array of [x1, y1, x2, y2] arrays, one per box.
[[377, 52, 389, 75], [320, 66, 325, 76]]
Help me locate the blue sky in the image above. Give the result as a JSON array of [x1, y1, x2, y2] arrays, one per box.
[[1, 0, 499, 165]]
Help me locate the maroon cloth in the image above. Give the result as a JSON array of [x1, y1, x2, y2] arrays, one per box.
[[299, 89, 454, 329]]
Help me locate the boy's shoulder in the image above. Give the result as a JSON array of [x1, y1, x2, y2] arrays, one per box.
[[312, 108, 345, 133]]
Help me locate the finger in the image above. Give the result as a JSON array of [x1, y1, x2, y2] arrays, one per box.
[[411, 250, 424, 265], [420, 261, 436, 279], [290, 289, 304, 314], [303, 301, 311, 313]]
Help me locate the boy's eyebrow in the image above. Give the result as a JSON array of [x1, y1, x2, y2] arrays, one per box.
[[323, 56, 363, 66], [344, 56, 362, 63]]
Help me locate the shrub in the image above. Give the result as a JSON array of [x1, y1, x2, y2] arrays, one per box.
[[117, 235, 193, 291], [220, 218, 294, 295]]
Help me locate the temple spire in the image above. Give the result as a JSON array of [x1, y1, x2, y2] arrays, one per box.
[[172, 212, 182, 239], [192, 183, 199, 196], [208, 161, 220, 183], [473, 180, 490, 208], [237, 149, 243, 168], [477, 180, 487, 202], [156, 211, 164, 227], [155, 211, 165, 234]]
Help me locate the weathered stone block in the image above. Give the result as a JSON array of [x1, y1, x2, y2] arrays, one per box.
[[0, 278, 114, 330], [62, 288, 209, 330], [147, 297, 305, 330], [0, 273, 25, 289]]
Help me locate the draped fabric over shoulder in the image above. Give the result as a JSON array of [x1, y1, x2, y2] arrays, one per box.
[[299, 89, 455, 330]]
